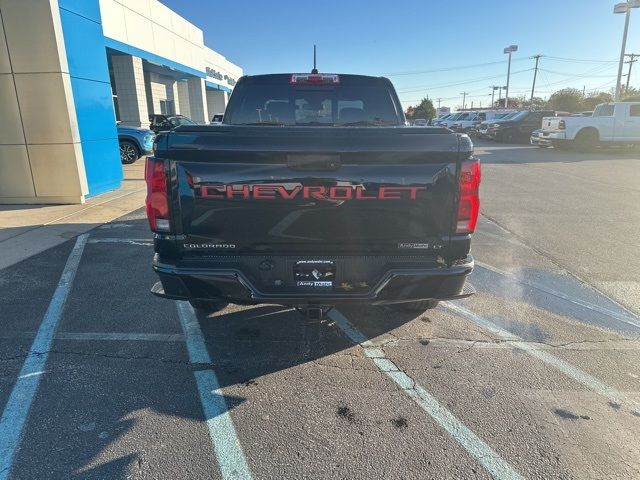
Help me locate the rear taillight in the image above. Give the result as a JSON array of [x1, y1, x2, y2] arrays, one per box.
[[456, 159, 481, 234], [558, 120, 566, 130], [145, 157, 170, 232]]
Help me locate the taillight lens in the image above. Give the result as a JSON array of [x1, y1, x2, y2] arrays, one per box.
[[558, 119, 566, 130], [145, 157, 170, 232], [456, 159, 481, 234]]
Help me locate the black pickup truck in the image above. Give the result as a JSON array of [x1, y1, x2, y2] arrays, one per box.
[[146, 73, 479, 318]]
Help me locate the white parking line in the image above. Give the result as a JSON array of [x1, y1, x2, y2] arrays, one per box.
[[475, 261, 640, 329], [442, 302, 640, 416], [329, 309, 524, 480], [176, 301, 252, 480], [0, 234, 88, 480]]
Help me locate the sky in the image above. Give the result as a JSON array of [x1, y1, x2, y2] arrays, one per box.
[[159, 0, 640, 110]]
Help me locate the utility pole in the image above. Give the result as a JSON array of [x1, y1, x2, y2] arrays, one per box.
[[436, 98, 442, 108], [460, 92, 468, 109], [530, 54, 542, 107], [582, 85, 586, 96], [624, 53, 638, 92]]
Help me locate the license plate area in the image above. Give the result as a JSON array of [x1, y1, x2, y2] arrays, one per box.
[[294, 260, 336, 288]]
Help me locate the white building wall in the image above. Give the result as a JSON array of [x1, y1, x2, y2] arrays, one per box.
[[147, 72, 177, 114], [206, 90, 228, 118], [99, 0, 242, 88], [100, 0, 205, 72], [112, 55, 149, 127], [176, 80, 190, 117]]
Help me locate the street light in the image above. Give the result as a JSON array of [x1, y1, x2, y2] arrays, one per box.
[[614, 1, 640, 100], [503, 45, 518, 109]]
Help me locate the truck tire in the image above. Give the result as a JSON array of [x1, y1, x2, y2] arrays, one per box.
[[573, 129, 599, 153], [189, 299, 229, 315], [398, 299, 440, 312]]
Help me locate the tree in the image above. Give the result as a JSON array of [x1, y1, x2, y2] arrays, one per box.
[[583, 92, 612, 110], [622, 86, 640, 102], [546, 88, 584, 112], [405, 98, 435, 121], [493, 97, 521, 108], [522, 96, 546, 110]]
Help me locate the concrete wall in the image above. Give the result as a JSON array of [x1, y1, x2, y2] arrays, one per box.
[[100, 0, 205, 74], [0, 0, 87, 204]]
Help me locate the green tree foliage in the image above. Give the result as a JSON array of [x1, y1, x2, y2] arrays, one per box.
[[405, 98, 436, 121], [622, 86, 640, 102], [546, 88, 584, 112], [522, 96, 546, 110], [583, 92, 613, 110]]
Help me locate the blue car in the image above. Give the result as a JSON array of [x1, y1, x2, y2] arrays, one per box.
[[117, 125, 155, 164]]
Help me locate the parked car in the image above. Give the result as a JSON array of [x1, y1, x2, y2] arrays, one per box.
[[117, 125, 154, 164], [146, 72, 479, 317], [541, 102, 640, 151], [475, 111, 520, 138], [149, 114, 196, 133], [487, 110, 555, 143], [431, 113, 453, 126], [412, 118, 428, 126]]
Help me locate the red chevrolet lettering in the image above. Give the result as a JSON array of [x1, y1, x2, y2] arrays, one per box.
[[252, 185, 278, 199], [226, 185, 250, 198], [303, 186, 326, 200]]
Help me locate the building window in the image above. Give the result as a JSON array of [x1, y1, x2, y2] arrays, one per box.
[[160, 100, 175, 115]]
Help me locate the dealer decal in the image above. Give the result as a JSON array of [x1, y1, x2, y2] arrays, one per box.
[[198, 184, 427, 200]]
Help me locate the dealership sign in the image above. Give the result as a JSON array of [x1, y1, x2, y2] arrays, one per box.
[[206, 67, 236, 86]]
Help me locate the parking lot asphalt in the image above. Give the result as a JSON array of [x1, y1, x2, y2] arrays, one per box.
[[1, 143, 639, 479]]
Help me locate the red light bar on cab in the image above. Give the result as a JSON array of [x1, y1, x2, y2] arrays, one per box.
[[290, 73, 340, 85]]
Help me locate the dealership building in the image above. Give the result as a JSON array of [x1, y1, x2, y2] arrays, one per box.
[[0, 0, 242, 204]]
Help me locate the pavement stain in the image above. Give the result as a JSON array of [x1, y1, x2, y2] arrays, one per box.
[[391, 417, 408, 430], [553, 408, 591, 421], [336, 405, 356, 424]]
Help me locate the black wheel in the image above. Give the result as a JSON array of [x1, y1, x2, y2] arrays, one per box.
[[573, 129, 599, 153], [189, 299, 228, 315], [395, 299, 440, 312], [119, 140, 140, 164]]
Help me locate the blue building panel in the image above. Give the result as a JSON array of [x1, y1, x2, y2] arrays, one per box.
[[59, 0, 122, 197], [58, 0, 102, 25], [59, 8, 110, 83], [70, 77, 118, 142], [81, 139, 124, 198]]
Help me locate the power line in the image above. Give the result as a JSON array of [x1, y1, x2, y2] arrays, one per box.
[[396, 69, 533, 93], [383, 58, 529, 77]]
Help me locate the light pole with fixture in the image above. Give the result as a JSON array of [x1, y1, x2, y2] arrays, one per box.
[[614, 1, 640, 100], [503, 45, 518, 109]]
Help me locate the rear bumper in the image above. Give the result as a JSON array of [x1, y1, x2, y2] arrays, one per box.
[[151, 254, 475, 306], [541, 131, 566, 140]]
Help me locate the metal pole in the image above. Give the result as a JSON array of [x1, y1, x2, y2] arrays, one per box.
[[498, 87, 503, 108], [615, 8, 631, 101], [505, 51, 512, 109], [491, 88, 495, 108], [462, 92, 466, 109], [530, 55, 541, 106]]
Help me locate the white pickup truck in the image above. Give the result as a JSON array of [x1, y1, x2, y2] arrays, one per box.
[[540, 102, 640, 151]]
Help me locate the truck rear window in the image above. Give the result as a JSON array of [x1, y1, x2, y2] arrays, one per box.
[[224, 75, 402, 126]]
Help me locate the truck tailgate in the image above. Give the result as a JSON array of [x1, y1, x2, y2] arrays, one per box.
[[159, 126, 467, 257]]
